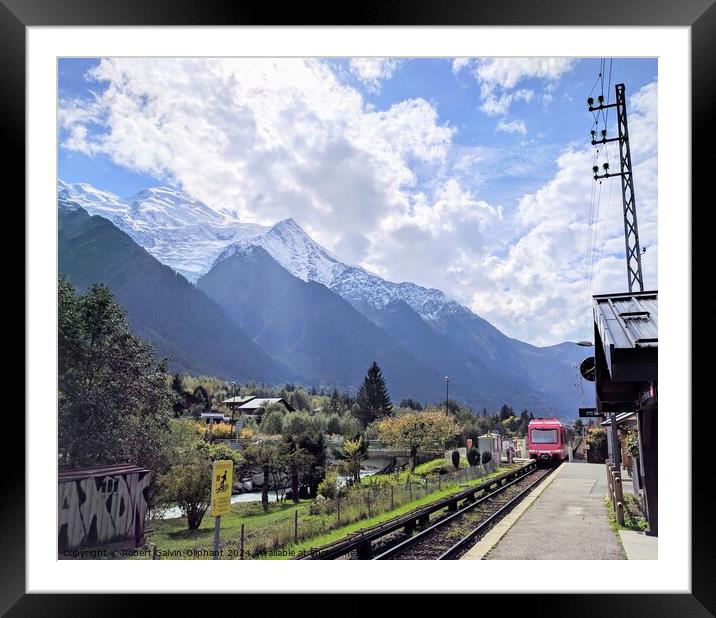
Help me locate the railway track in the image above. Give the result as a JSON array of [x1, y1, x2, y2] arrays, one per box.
[[373, 464, 557, 560], [296, 461, 555, 560]]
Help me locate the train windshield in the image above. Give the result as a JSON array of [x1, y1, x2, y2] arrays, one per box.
[[531, 428, 559, 444]]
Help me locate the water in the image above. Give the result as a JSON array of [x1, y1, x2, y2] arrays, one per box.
[[157, 491, 280, 520], [156, 468, 379, 520]]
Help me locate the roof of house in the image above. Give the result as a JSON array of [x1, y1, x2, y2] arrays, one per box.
[[221, 396, 256, 405], [237, 397, 295, 412], [593, 290, 658, 350], [200, 412, 230, 421], [58, 464, 150, 481]]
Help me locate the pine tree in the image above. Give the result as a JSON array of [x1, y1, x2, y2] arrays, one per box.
[[499, 403, 514, 421], [355, 361, 393, 426]]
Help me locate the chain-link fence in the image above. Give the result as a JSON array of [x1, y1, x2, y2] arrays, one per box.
[[142, 462, 500, 560]]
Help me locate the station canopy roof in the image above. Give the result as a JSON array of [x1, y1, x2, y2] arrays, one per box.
[[594, 290, 657, 350], [593, 290, 658, 384], [600, 411, 637, 427]]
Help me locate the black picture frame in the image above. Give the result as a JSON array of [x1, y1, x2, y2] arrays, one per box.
[[6, 0, 706, 613]]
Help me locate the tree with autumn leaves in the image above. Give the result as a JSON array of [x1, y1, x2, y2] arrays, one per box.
[[377, 410, 460, 470]]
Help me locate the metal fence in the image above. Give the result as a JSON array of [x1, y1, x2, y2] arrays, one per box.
[[143, 462, 498, 560]]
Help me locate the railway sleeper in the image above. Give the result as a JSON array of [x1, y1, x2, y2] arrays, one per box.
[[356, 540, 373, 560]]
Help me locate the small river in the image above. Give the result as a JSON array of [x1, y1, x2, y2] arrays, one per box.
[[156, 469, 379, 520]]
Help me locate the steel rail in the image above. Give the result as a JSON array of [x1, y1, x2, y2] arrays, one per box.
[[373, 464, 556, 560], [296, 461, 537, 560], [435, 467, 556, 559]]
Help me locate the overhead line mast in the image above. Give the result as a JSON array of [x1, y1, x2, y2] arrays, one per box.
[[588, 83, 645, 293]]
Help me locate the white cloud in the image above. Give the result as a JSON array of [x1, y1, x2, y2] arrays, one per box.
[[454, 57, 577, 116], [496, 119, 527, 135], [452, 57, 471, 73], [480, 88, 533, 116], [474, 58, 577, 90], [59, 57, 454, 265], [348, 58, 402, 93], [60, 59, 656, 346]]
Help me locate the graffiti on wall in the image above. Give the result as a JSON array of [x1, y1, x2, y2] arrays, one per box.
[[58, 469, 151, 551]]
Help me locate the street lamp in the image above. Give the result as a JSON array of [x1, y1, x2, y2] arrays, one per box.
[[230, 382, 239, 422], [444, 376, 450, 416]]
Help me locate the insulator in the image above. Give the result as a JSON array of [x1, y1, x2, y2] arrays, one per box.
[[601, 129, 607, 138], [598, 95, 604, 104], [587, 97, 594, 107], [592, 166, 599, 174], [603, 162, 609, 171]]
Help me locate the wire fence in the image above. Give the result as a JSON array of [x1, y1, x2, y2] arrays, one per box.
[[143, 462, 500, 560]]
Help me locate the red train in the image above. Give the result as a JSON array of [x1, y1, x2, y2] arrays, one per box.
[[527, 417, 571, 464]]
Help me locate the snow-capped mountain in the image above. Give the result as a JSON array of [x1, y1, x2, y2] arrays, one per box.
[[58, 180, 267, 282], [59, 179, 462, 321], [216, 218, 462, 322], [57, 180, 589, 416]]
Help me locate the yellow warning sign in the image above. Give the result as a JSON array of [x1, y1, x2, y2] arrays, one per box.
[[210, 460, 233, 517]]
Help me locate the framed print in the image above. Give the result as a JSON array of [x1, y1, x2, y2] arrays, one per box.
[[6, 0, 709, 613]]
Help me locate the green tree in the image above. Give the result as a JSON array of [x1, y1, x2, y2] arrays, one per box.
[[399, 398, 423, 411], [341, 436, 365, 485], [58, 278, 174, 470], [587, 428, 608, 463], [518, 410, 530, 437], [378, 410, 460, 470], [501, 415, 520, 436], [283, 435, 314, 503], [158, 461, 212, 529], [573, 418, 584, 435], [326, 413, 342, 434], [260, 406, 285, 434], [157, 420, 244, 529], [298, 433, 327, 498], [245, 442, 285, 512], [499, 404, 514, 422], [355, 361, 393, 426], [327, 389, 346, 415]]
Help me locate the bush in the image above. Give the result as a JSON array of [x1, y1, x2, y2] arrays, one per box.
[[413, 458, 446, 476], [209, 422, 234, 439], [326, 413, 342, 434], [625, 430, 640, 459], [317, 469, 340, 500], [467, 447, 481, 467], [587, 428, 608, 462], [451, 450, 461, 469], [481, 451, 492, 465], [261, 409, 285, 434], [339, 415, 361, 437]]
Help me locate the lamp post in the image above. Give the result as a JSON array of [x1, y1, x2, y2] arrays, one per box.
[[230, 381, 239, 423], [576, 340, 619, 468], [444, 376, 450, 416]]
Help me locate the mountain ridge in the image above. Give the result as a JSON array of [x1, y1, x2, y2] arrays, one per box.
[[58, 180, 591, 416]]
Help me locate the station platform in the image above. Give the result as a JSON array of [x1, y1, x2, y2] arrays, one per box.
[[461, 462, 625, 560]]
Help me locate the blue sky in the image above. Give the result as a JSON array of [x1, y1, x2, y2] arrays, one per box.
[[58, 57, 658, 345]]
